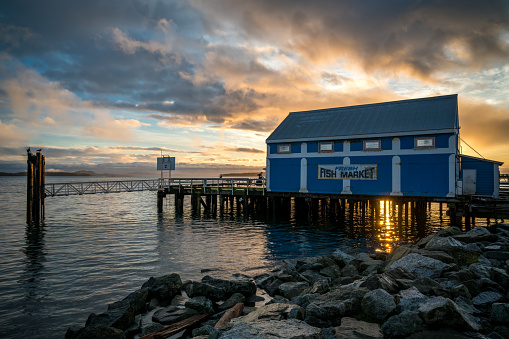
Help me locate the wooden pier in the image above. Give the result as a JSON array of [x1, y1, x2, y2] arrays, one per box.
[[29, 151, 509, 228]]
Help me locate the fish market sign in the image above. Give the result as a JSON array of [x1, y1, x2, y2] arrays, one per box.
[[318, 164, 377, 180]]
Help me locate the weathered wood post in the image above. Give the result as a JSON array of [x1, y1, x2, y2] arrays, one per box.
[[26, 150, 45, 224]]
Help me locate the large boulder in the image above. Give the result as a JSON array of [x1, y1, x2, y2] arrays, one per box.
[[381, 310, 427, 338], [152, 306, 199, 325], [334, 317, 383, 339], [218, 293, 246, 312], [86, 288, 148, 331], [472, 291, 503, 308], [186, 277, 229, 301], [360, 272, 399, 294], [387, 253, 451, 279], [185, 296, 215, 314], [238, 303, 304, 322], [361, 288, 396, 320], [331, 249, 355, 268], [220, 319, 322, 339], [396, 287, 428, 313], [229, 274, 257, 296], [424, 237, 481, 266], [74, 324, 126, 339], [418, 296, 481, 331], [278, 281, 310, 299], [142, 274, 182, 302], [491, 303, 509, 323], [304, 284, 368, 327]]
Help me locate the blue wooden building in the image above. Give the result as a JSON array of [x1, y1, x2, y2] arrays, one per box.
[[266, 94, 503, 199]]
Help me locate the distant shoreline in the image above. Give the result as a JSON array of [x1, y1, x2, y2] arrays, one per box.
[[0, 170, 124, 177]]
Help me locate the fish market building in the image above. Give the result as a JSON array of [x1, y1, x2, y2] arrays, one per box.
[[265, 94, 502, 199]]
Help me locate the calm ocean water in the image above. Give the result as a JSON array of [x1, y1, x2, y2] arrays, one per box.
[[0, 176, 480, 338]]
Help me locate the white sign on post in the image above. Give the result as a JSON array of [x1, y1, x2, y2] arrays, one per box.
[[157, 157, 175, 171]]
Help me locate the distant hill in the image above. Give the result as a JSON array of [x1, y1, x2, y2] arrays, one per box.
[[0, 170, 123, 177]]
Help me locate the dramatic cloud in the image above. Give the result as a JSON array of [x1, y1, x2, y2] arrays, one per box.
[[0, 0, 508, 174]]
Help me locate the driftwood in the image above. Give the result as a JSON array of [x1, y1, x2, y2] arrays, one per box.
[[214, 303, 244, 329], [140, 313, 210, 339]]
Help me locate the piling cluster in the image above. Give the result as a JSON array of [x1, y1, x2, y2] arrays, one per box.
[[66, 223, 509, 339]]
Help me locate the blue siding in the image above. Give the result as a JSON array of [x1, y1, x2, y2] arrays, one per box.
[[269, 143, 301, 154], [334, 141, 344, 152], [350, 140, 363, 151], [400, 133, 453, 149], [400, 154, 451, 197], [308, 142, 318, 153], [381, 138, 392, 150], [461, 158, 495, 196], [269, 158, 301, 192]]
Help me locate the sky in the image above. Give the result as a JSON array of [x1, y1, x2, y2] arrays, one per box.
[[1, 0, 509, 177]]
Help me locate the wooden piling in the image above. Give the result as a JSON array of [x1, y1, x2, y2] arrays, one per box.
[[26, 150, 45, 224]]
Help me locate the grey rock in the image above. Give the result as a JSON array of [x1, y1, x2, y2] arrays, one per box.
[[86, 288, 149, 331], [186, 280, 228, 301], [305, 299, 350, 327], [334, 317, 383, 339], [229, 274, 257, 296], [454, 296, 480, 315], [152, 306, 199, 325], [291, 293, 320, 308], [407, 329, 485, 339], [220, 319, 322, 339], [309, 279, 330, 294], [472, 291, 503, 308], [142, 274, 182, 302], [218, 292, 246, 312], [491, 303, 509, 323], [264, 278, 284, 297], [278, 281, 310, 299], [238, 303, 304, 322], [470, 263, 492, 279], [361, 288, 396, 320], [75, 324, 126, 339], [360, 272, 399, 294], [418, 296, 481, 331], [320, 264, 341, 279], [192, 324, 220, 338], [65, 325, 83, 339], [416, 226, 463, 248], [140, 322, 164, 336], [301, 269, 328, 284], [425, 236, 481, 265], [341, 263, 359, 277], [331, 249, 355, 268], [185, 296, 215, 314], [491, 267, 509, 289], [451, 284, 472, 300], [382, 310, 427, 338], [396, 287, 428, 312], [388, 253, 450, 279]]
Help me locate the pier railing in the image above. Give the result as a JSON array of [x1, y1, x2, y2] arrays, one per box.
[[44, 178, 266, 197]]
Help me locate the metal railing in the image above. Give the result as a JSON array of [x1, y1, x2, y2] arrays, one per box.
[[44, 178, 265, 197]]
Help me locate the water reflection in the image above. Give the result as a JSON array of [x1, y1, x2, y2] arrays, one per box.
[[20, 222, 46, 314]]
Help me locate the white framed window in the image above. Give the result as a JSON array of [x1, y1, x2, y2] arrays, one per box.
[[415, 137, 435, 149], [278, 144, 291, 154], [319, 142, 333, 153], [364, 140, 381, 151]]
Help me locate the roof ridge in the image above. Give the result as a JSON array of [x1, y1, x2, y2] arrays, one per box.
[[289, 94, 458, 115]]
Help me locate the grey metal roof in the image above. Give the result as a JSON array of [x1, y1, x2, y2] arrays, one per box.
[[267, 94, 459, 143]]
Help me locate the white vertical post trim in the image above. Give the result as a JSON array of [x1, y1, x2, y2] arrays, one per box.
[[343, 141, 350, 153], [301, 142, 307, 155], [266, 149, 271, 191], [391, 155, 403, 196], [342, 157, 352, 194], [300, 158, 308, 192], [494, 164, 500, 199], [447, 154, 456, 197]]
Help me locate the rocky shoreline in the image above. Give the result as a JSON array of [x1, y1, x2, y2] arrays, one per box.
[[66, 224, 509, 339]]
